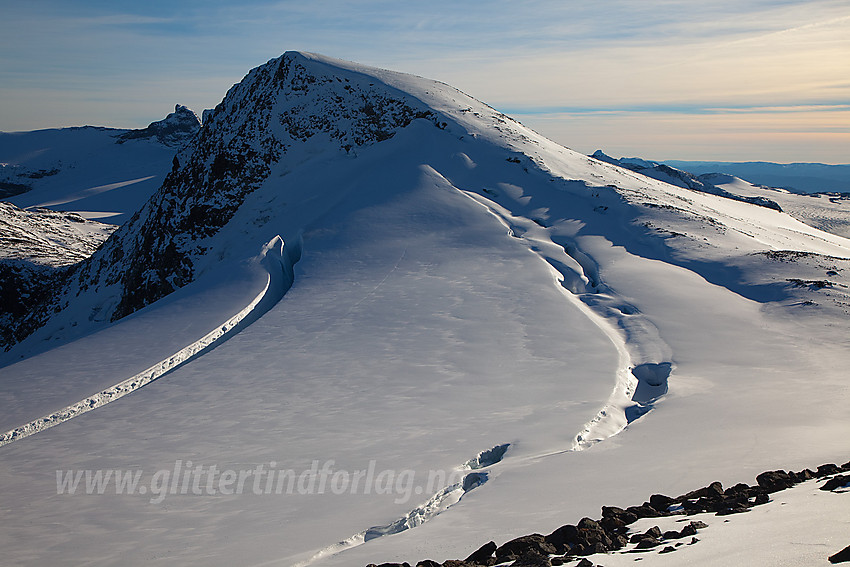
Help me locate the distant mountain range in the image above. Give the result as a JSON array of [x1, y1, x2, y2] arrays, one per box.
[[660, 159, 849, 194]]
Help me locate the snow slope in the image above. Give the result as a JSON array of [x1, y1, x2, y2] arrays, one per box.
[[594, 150, 850, 240], [0, 52, 848, 567], [704, 172, 850, 239], [582, 477, 849, 567]]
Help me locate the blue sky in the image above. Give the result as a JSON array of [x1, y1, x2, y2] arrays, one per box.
[[1, 0, 848, 162]]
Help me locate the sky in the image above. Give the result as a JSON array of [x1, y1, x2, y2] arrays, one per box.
[[1, 0, 848, 163]]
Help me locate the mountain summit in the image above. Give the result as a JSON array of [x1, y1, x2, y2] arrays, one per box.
[[117, 104, 201, 147], [10, 51, 848, 357]]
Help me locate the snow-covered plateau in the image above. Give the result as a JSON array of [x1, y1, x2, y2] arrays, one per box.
[[0, 52, 848, 567]]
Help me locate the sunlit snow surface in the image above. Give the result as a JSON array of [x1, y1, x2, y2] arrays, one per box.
[[1, 52, 849, 566]]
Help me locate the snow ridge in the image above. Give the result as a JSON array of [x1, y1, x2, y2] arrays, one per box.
[[456, 190, 673, 450], [0, 234, 301, 448]]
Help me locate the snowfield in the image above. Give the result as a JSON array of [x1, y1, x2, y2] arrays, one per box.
[[0, 105, 199, 224], [0, 52, 848, 567]]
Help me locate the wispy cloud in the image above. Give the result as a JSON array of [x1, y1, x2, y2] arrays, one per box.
[[1, 0, 848, 161], [71, 15, 175, 26]]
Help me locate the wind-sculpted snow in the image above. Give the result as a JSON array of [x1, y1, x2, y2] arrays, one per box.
[[0, 235, 300, 447], [456, 189, 674, 449]]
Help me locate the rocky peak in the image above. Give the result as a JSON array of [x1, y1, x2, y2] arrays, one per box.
[[8, 52, 448, 347], [117, 104, 202, 147]]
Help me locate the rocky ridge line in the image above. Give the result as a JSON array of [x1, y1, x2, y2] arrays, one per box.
[[366, 460, 850, 567]]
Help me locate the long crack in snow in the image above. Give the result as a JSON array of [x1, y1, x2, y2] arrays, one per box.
[[290, 444, 511, 567], [456, 189, 674, 451], [0, 234, 302, 448]]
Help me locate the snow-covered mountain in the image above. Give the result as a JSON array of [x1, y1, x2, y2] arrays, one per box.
[[662, 159, 850, 194], [0, 52, 848, 567], [0, 105, 200, 223]]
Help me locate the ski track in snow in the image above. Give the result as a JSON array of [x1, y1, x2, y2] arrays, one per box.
[[456, 189, 674, 451], [0, 234, 302, 448]]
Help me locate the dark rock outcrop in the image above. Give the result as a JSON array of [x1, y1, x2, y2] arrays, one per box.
[[820, 475, 850, 492], [464, 541, 496, 565], [369, 459, 848, 567], [495, 535, 556, 562], [756, 470, 795, 493], [830, 544, 850, 564], [117, 104, 201, 147]]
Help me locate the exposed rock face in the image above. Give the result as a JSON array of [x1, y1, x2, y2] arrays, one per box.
[[5, 52, 444, 350], [117, 104, 201, 147]]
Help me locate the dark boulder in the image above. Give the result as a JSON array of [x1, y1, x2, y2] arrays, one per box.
[[756, 470, 795, 493], [599, 515, 628, 534], [716, 503, 750, 516], [757, 492, 771, 505], [626, 504, 663, 519], [601, 506, 639, 525], [495, 535, 556, 562], [820, 475, 850, 492], [680, 481, 724, 501], [611, 534, 629, 550], [830, 544, 850, 564], [415, 561, 440, 567], [575, 518, 613, 553], [649, 494, 674, 512], [576, 542, 608, 556], [723, 483, 752, 498], [511, 550, 552, 567], [630, 527, 661, 544], [662, 521, 705, 540], [678, 522, 702, 537], [544, 525, 578, 554], [817, 464, 842, 477], [793, 469, 815, 482], [464, 541, 496, 565], [634, 537, 662, 549], [644, 526, 662, 539]]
